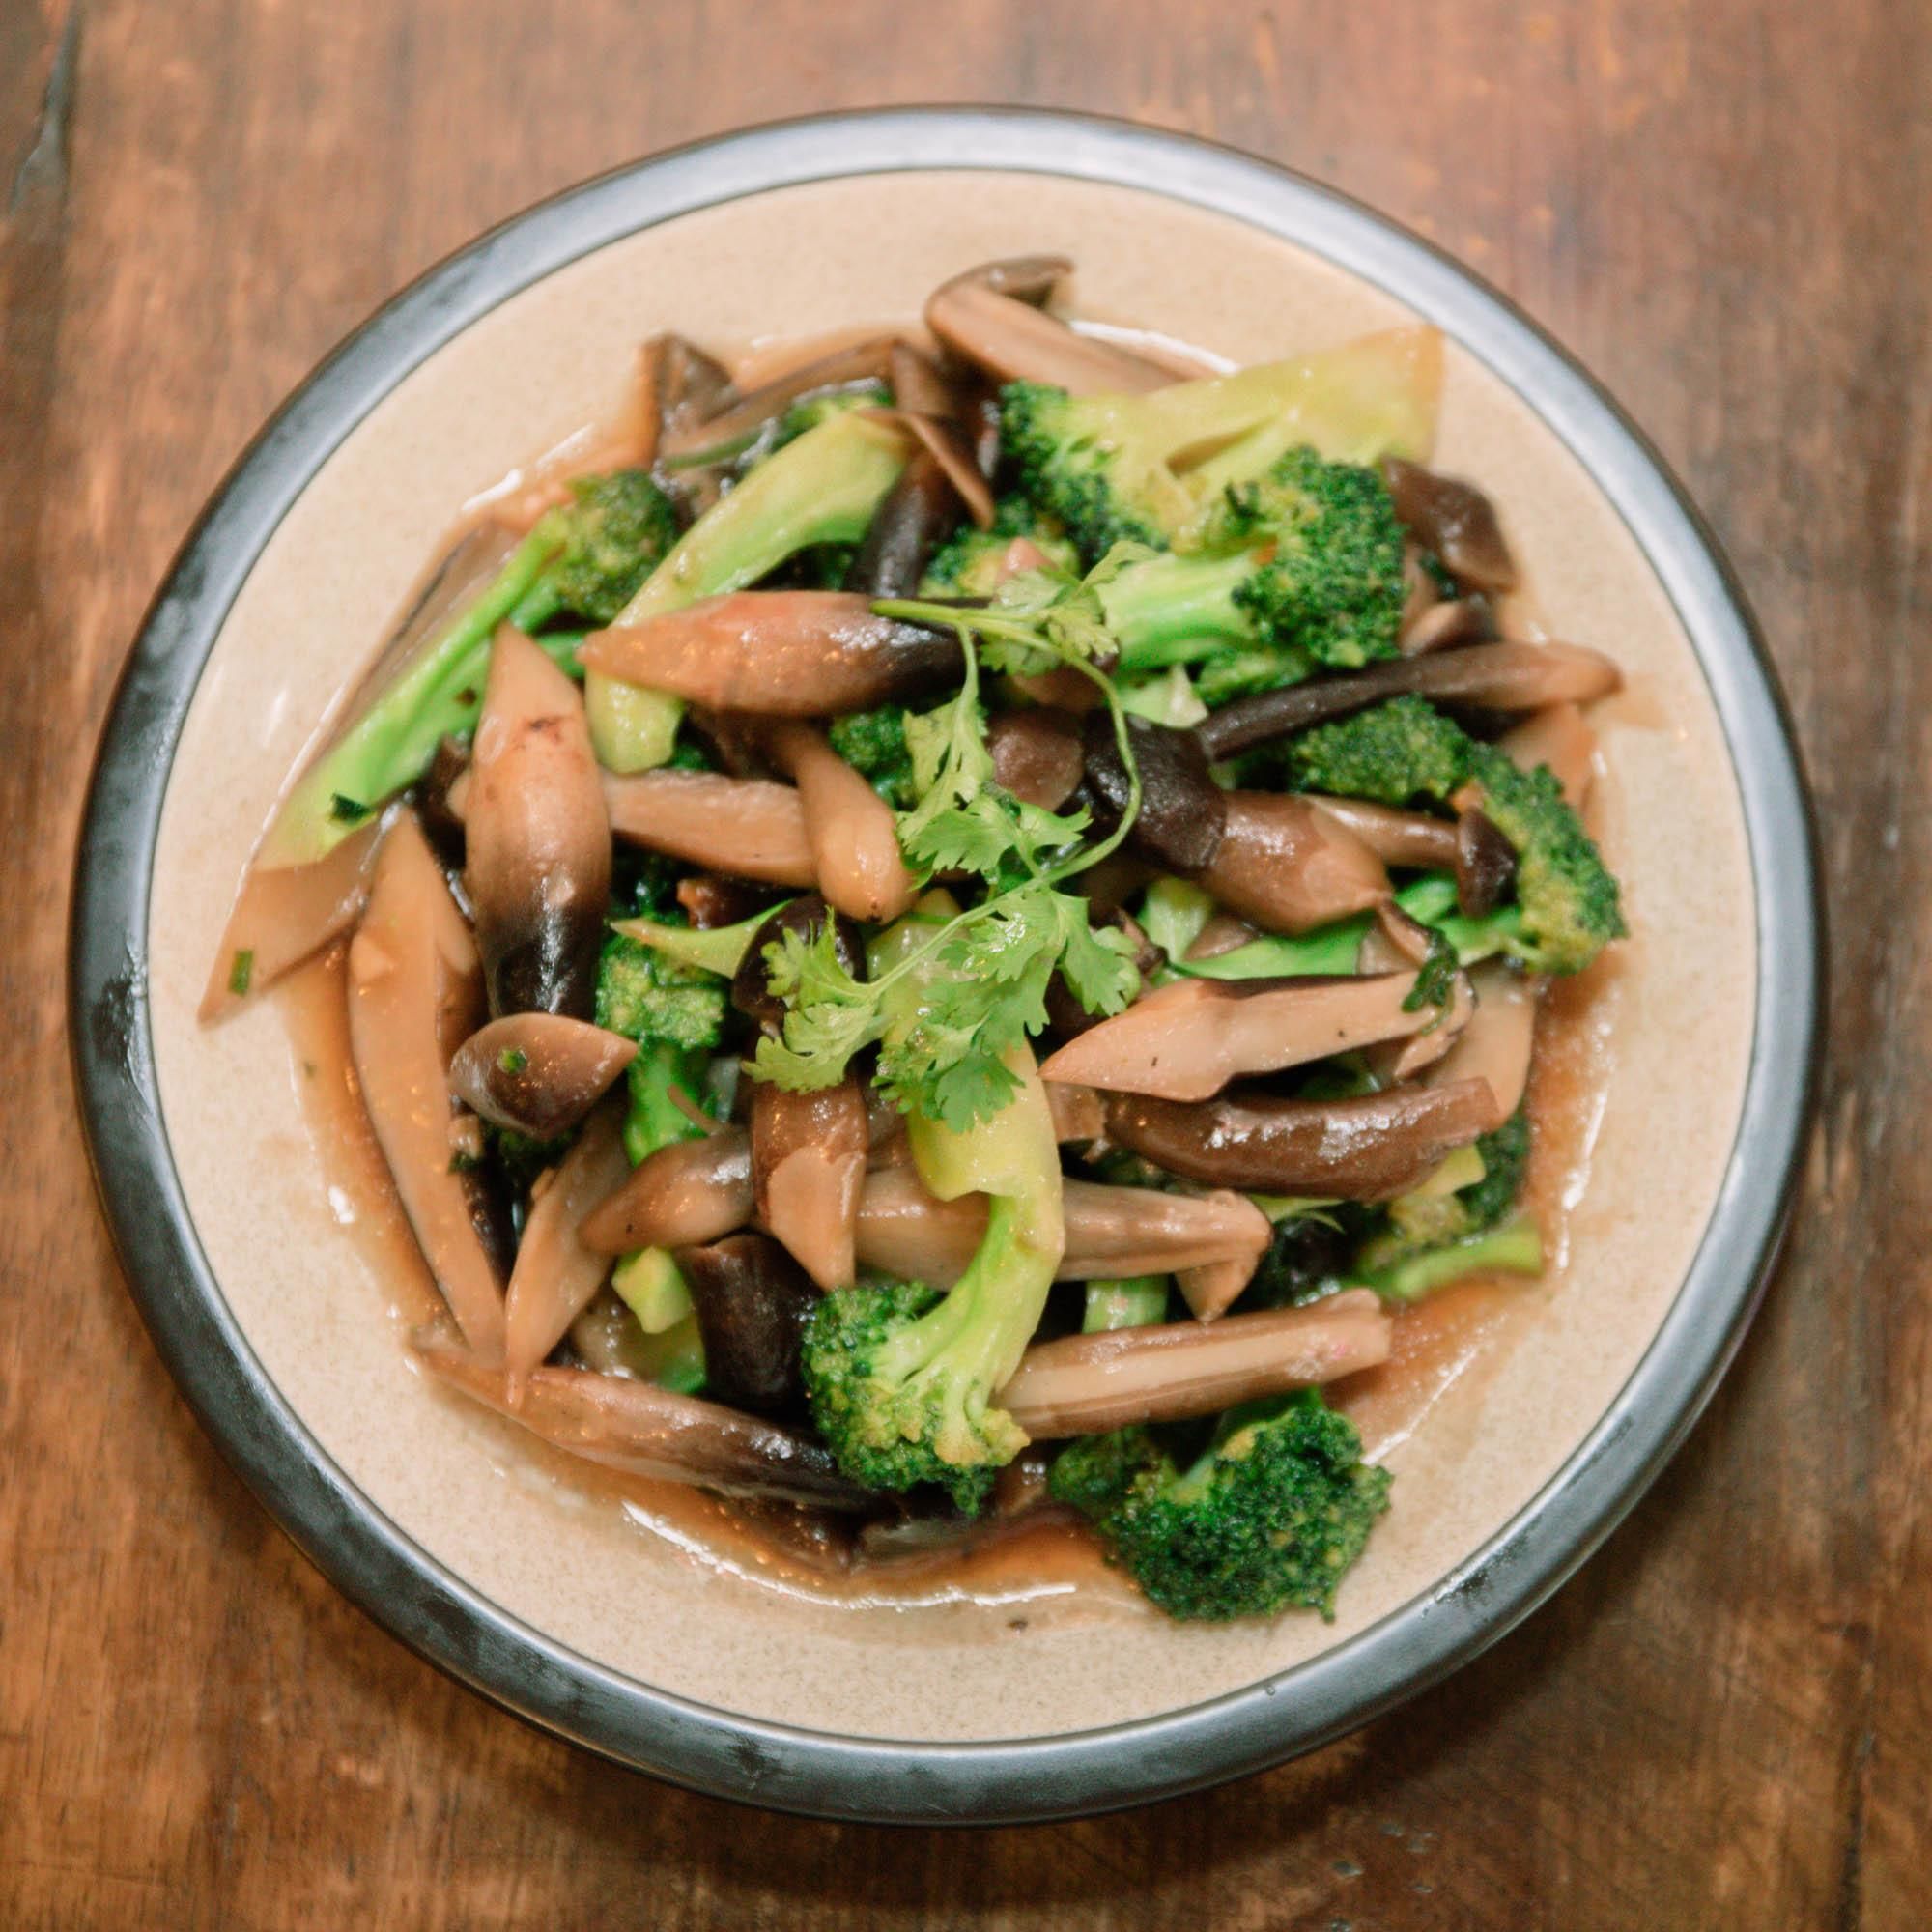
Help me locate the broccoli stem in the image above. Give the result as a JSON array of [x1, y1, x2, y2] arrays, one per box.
[[586, 412, 910, 773], [1097, 550, 1262, 667], [1363, 1214, 1544, 1302], [612, 1039, 715, 1329], [1082, 1276, 1171, 1333], [258, 523, 563, 867]]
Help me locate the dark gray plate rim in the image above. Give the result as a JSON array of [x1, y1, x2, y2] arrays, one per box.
[[69, 106, 1820, 1825]]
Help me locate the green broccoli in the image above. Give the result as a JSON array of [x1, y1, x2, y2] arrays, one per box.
[[918, 495, 1082, 596], [1094, 446, 1406, 702], [827, 704, 916, 809], [1000, 327, 1441, 560], [586, 410, 911, 772], [1082, 1277, 1171, 1333], [1286, 697, 1627, 974], [801, 1039, 1066, 1513], [1049, 1390, 1391, 1621], [594, 927, 727, 1166], [1357, 1113, 1533, 1272], [259, 469, 678, 867], [1363, 1217, 1545, 1304], [772, 382, 890, 450]]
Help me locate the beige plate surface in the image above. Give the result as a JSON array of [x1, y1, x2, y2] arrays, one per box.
[[149, 170, 1752, 1744]]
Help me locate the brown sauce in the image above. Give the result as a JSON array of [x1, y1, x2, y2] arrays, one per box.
[[264, 321, 1626, 1618]]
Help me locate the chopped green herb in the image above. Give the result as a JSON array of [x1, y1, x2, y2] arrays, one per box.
[[497, 1046, 529, 1074], [227, 949, 254, 997]]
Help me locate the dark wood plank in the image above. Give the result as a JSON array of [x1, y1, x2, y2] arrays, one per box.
[[2, 2, 1923, 1926]]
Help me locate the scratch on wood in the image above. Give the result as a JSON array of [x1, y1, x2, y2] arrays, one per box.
[[8, 4, 80, 217]]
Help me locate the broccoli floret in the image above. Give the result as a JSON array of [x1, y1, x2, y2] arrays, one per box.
[[1000, 331, 1440, 562], [1094, 446, 1406, 702], [1049, 1391, 1391, 1621], [594, 928, 726, 1167], [802, 1037, 1065, 1512], [1287, 697, 1627, 974], [828, 704, 916, 809], [772, 382, 890, 450], [1358, 1112, 1532, 1271], [587, 410, 912, 773], [919, 495, 1082, 596], [259, 468, 680, 867]]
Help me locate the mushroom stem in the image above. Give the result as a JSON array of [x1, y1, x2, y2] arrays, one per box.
[[1425, 963, 1540, 1122], [580, 592, 965, 716], [751, 1074, 869, 1290], [925, 279, 1171, 394], [997, 1291, 1393, 1438], [414, 1336, 870, 1510], [347, 814, 506, 1360], [603, 770, 817, 887], [1306, 795, 1460, 870], [580, 1126, 755, 1255], [762, 722, 917, 923], [502, 1099, 631, 1392], [1498, 702, 1597, 807], [1200, 793, 1392, 935]]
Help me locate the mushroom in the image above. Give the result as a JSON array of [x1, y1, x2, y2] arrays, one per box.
[[579, 1125, 755, 1256], [854, 1170, 1271, 1286], [673, 1234, 819, 1419], [413, 1335, 869, 1510], [603, 770, 817, 886], [760, 721, 917, 923], [1044, 1081, 1107, 1144], [987, 708, 1086, 810], [448, 1012, 639, 1140], [465, 627, 611, 1019], [1381, 458, 1520, 594], [1193, 640, 1623, 761], [1080, 713, 1392, 934], [925, 259, 1171, 394], [1499, 701, 1597, 807], [639, 332, 738, 462], [1425, 962, 1540, 1122], [997, 1291, 1393, 1438], [201, 813, 384, 1021], [1038, 970, 1462, 1101], [750, 1076, 869, 1290], [579, 591, 965, 716], [1306, 795, 1460, 870], [861, 409, 997, 531], [501, 1099, 631, 1391], [657, 336, 899, 467], [1183, 914, 1261, 963], [729, 896, 867, 1032], [675, 872, 784, 930], [346, 814, 507, 1360], [1103, 1078, 1499, 1201], [1455, 806, 1519, 918], [841, 442, 966, 597], [1401, 595, 1500, 656]]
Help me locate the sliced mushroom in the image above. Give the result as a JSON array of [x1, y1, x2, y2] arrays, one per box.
[[466, 628, 610, 1019], [1425, 962, 1540, 1122], [1045, 1081, 1107, 1144], [761, 722, 917, 923], [929, 255, 1072, 310], [925, 276, 1170, 395], [988, 708, 1086, 810], [1368, 973, 1476, 1084], [1401, 595, 1500, 655], [997, 1291, 1393, 1438], [1083, 712, 1225, 875], [201, 814, 384, 1021], [863, 408, 997, 529], [580, 1126, 755, 1256], [1499, 702, 1597, 807], [580, 592, 965, 716], [676, 873, 784, 929], [1183, 914, 1261, 962], [854, 1170, 1270, 1285], [1038, 971, 1453, 1101], [1307, 795, 1460, 870], [658, 336, 898, 466], [1456, 806, 1519, 918], [1381, 458, 1519, 593], [502, 1099, 631, 1390], [1174, 1253, 1261, 1323], [347, 814, 506, 1360], [843, 446, 964, 597], [639, 332, 738, 466], [1201, 793, 1392, 935], [603, 770, 816, 886], [1103, 1078, 1498, 1201], [751, 1075, 868, 1290], [674, 1234, 818, 1418], [1194, 641, 1623, 761], [414, 1335, 869, 1510], [448, 1012, 638, 1140]]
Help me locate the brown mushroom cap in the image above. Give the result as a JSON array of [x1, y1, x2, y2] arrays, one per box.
[[414, 1336, 870, 1510], [657, 336, 899, 467], [987, 708, 1086, 810], [1103, 1078, 1499, 1201], [1202, 792, 1392, 935], [997, 1291, 1393, 1438], [347, 814, 507, 1360], [580, 1127, 755, 1256], [465, 627, 611, 1020], [674, 1234, 820, 1419], [925, 276, 1170, 395], [750, 1075, 868, 1291], [1381, 457, 1520, 594], [580, 591, 965, 717], [448, 1012, 639, 1141], [1306, 795, 1460, 871]]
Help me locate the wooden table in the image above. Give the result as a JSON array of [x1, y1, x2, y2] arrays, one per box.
[[4, 2, 1922, 1923]]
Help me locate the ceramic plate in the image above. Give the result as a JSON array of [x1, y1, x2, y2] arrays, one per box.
[[71, 109, 1818, 1822]]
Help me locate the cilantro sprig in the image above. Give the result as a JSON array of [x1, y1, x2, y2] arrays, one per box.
[[748, 554, 1150, 1131]]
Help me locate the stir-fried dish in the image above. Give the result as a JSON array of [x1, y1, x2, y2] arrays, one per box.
[[206, 255, 1626, 1624]]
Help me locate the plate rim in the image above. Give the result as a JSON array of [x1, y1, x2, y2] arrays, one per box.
[[68, 104, 1822, 1825]]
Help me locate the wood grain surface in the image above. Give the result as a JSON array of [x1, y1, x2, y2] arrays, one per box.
[[3, 1, 1923, 1925]]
